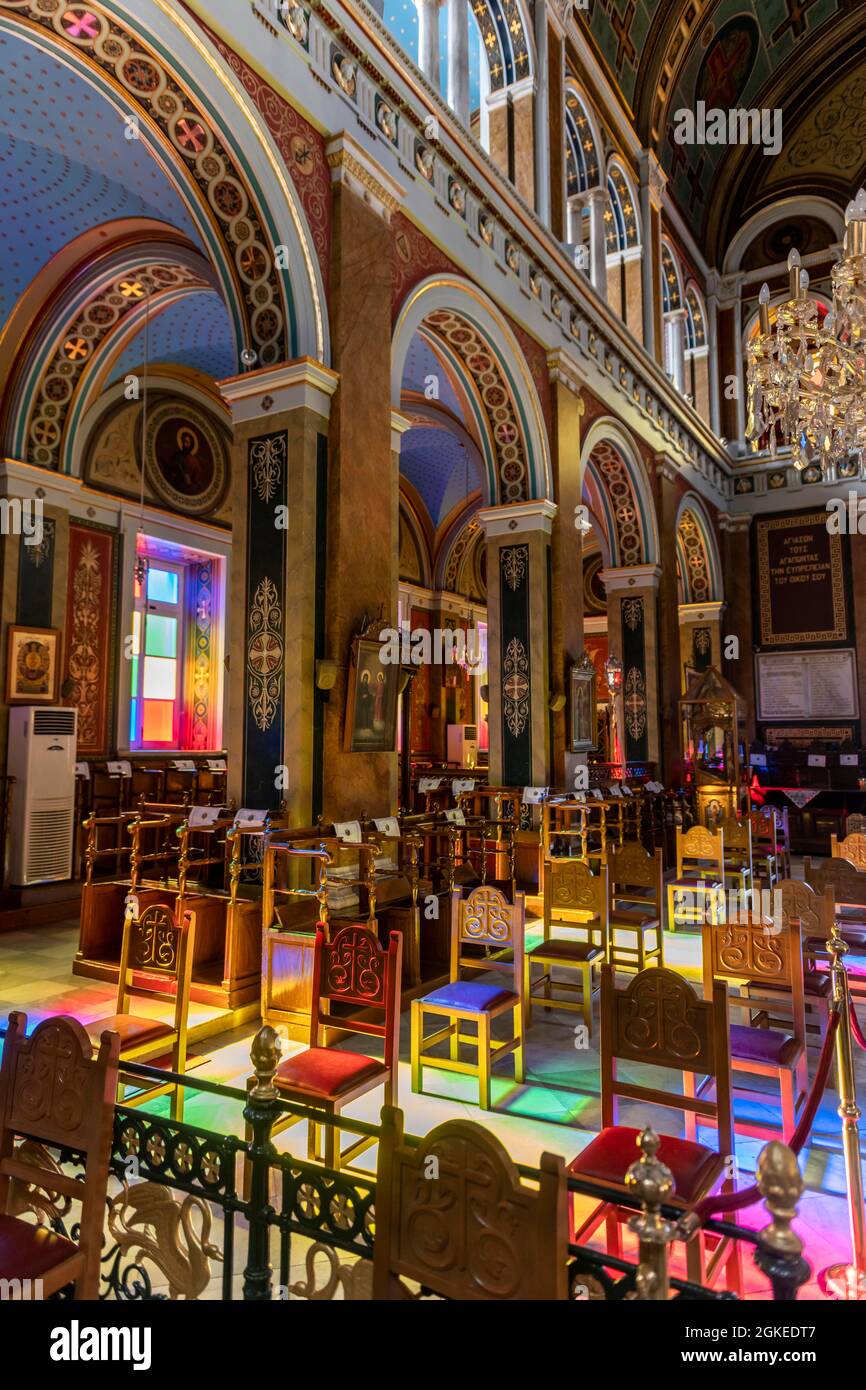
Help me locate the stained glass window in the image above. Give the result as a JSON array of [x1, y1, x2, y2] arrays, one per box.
[[129, 562, 183, 749], [605, 164, 639, 254]]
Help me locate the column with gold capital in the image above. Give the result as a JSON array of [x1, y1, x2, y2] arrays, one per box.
[[547, 349, 585, 788], [478, 500, 557, 787]]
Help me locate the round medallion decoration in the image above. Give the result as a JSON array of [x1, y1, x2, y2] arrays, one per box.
[[142, 400, 228, 516]]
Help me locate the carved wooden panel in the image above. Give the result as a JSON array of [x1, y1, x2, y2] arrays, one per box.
[[709, 923, 790, 984], [680, 825, 723, 861], [8, 1017, 95, 1148], [778, 878, 834, 939], [612, 968, 715, 1073], [460, 886, 514, 946], [131, 904, 180, 975], [610, 841, 655, 887], [389, 1122, 561, 1299], [835, 833, 866, 870], [806, 856, 866, 906], [549, 858, 599, 912], [322, 924, 386, 1004]]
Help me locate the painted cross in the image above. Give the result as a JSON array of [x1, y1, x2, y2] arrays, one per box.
[[62, 10, 100, 39], [770, 0, 821, 44], [176, 118, 207, 153], [504, 672, 529, 704], [120, 281, 144, 299], [611, 0, 637, 71], [63, 337, 88, 361], [33, 419, 58, 445]]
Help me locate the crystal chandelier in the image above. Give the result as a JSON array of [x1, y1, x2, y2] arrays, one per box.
[[746, 188, 866, 472]]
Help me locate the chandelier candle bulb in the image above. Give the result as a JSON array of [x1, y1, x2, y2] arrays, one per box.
[[787, 247, 802, 299], [759, 283, 771, 335]]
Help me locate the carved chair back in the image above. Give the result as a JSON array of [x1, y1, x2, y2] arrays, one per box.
[[831, 832, 866, 871], [701, 902, 806, 1052], [449, 884, 526, 995], [0, 1013, 120, 1298], [675, 824, 725, 881], [373, 1105, 568, 1300], [599, 964, 734, 1163], [845, 814, 866, 837], [117, 897, 196, 1040], [805, 854, 866, 909], [544, 856, 609, 949], [607, 841, 662, 911], [310, 922, 402, 1072]]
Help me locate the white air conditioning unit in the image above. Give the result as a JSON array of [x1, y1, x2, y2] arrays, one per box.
[[447, 723, 478, 769], [7, 706, 77, 886]]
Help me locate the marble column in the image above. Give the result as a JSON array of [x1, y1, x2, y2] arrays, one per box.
[[415, 0, 442, 88], [220, 361, 338, 825], [446, 0, 469, 124], [486, 88, 510, 181], [705, 272, 723, 437], [679, 600, 725, 684], [587, 186, 608, 300], [533, 0, 551, 226], [510, 76, 537, 211], [664, 307, 688, 392], [719, 514, 755, 739], [478, 500, 557, 787], [547, 27, 566, 238], [639, 151, 666, 363], [601, 565, 662, 770], [323, 133, 405, 819], [547, 351, 586, 786], [654, 456, 683, 780]]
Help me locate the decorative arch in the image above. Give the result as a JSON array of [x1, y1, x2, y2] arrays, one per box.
[[684, 282, 707, 351], [605, 160, 641, 254], [392, 277, 552, 504], [437, 510, 486, 600], [565, 82, 602, 196], [398, 492, 433, 589], [661, 240, 684, 313], [675, 494, 722, 604], [0, 0, 327, 370], [472, 0, 533, 93], [723, 197, 845, 275], [580, 418, 659, 568]]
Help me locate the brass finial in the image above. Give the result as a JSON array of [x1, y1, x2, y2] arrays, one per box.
[[249, 1025, 282, 1099], [756, 1140, 804, 1258], [827, 917, 849, 963], [626, 1128, 675, 1300]]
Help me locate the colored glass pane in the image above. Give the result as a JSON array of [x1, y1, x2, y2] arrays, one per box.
[[147, 566, 179, 604], [129, 697, 138, 744], [143, 656, 176, 699], [129, 655, 139, 696], [145, 614, 177, 658], [132, 610, 141, 657], [142, 700, 174, 742]]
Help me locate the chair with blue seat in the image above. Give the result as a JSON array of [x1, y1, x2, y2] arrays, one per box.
[[410, 885, 525, 1110]]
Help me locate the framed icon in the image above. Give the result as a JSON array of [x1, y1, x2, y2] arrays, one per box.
[[6, 625, 62, 704], [570, 658, 597, 752]]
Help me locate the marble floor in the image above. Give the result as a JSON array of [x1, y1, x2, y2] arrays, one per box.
[[1, 913, 863, 1300]]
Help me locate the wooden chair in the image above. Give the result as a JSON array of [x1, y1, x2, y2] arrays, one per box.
[[0, 1013, 120, 1299], [743, 878, 833, 1054], [529, 857, 608, 1035], [667, 824, 725, 933], [774, 806, 792, 879], [269, 922, 402, 1170], [746, 810, 779, 889], [411, 885, 524, 1110], [567, 965, 739, 1291], [84, 897, 195, 1121], [719, 817, 753, 895], [700, 905, 808, 1142], [606, 841, 664, 973], [831, 831, 866, 871], [373, 1105, 568, 1300], [845, 813, 866, 837], [804, 855, 866, 945]]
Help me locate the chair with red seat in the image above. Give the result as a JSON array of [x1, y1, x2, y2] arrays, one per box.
[[267, 922, 402, 1169], [568, 964, 739, 1290], [84, 896, 195, 1121], [0, 1012, 119, 1299], [700, 899, 807, 1142], [411, 885, 525, 1110]]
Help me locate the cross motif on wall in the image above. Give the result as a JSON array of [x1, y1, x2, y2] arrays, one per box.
[[611, 0, 637, 72], [686, 155, 706, 210], [771, 0, 822, 44]]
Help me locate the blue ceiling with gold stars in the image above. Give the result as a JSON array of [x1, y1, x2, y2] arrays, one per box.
[[0, 29, 202, 322], [108, 294, 237, 385]]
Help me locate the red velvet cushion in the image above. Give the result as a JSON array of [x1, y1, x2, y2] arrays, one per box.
[[527, 939, 603, 962], [0, 1214, 78, 1279], [86, 1014, 173, 1048], [274, 1047, 386, 1100], [568, 1126, 720, 1204], [729, 1024, 801, 1066]]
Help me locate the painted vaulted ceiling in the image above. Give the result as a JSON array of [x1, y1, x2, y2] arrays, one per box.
[[0, 22, 239, 450], [579, 0, 866, 262]]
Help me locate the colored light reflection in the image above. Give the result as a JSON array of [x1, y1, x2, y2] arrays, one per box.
[[147, 566, 178, 604]]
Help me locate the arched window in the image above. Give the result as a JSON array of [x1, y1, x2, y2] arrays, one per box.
[[565, 90, 600, 196], [661, 241, 683, 314], [605, 163, 639, 254]]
